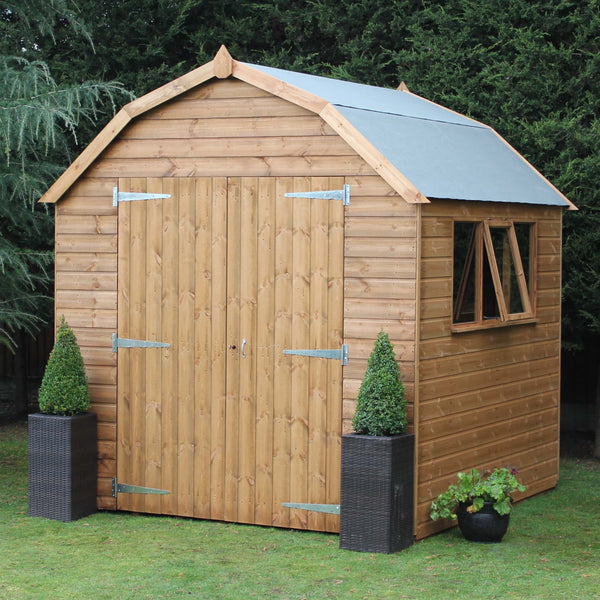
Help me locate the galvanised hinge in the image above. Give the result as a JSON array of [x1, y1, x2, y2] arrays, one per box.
[[111, 333, 170, 352], [112, 478, 170, 497], [113, 186, 171, 207], [282, 502, 340, 515], [283, 344, 348, 366], [285, 184, 350, 206]]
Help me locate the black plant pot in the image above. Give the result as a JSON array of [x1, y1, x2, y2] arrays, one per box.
[[457, 501, 510, 542], [28, 412, 97, 522], [340, 433, 414, 553]]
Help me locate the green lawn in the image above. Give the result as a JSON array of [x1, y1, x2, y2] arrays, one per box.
[[1, 421, 599, 600]]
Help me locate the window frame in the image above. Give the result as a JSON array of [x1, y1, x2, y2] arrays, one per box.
[[452, 218, 537, 332]]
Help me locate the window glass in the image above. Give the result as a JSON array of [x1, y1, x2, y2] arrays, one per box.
[[482, 243, 501, 319], [453, 222, 476, 323], [514, 223, 532, 290], [453, 220, 535, 329], [490, 227, 525, 315]]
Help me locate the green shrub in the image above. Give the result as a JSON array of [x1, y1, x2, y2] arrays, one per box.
[[430, 467, 527, 520], [38, 317, 90, 416], [352, 331, 407, 436]]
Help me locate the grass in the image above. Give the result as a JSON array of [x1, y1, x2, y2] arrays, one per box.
[[1, 421, 599, 600]]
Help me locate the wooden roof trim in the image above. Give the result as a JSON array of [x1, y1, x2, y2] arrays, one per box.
[[489, 128, 577, 211], [398, 86, 575, 209], [232, 61, 427, 203], [38, 109, 132, 203], [214, 45, 233, 79], [39, 55, 219, 203], [123, 61, 216, 118], [319, 104, 429, 204], [232, 61, 329, 114]]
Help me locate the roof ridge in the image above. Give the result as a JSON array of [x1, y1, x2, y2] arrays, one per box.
[[331, 103, 488, 129]]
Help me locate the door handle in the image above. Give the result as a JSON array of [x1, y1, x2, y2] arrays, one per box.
[[241, 338, 247, 358]]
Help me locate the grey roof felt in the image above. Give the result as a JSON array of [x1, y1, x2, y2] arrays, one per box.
[[250, 64, 569, 207]]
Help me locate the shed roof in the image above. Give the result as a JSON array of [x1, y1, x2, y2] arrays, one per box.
[[39, 46, 573, 209], [251, 64, 571, 207]]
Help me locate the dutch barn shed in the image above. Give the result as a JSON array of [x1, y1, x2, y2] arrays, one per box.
[[40, 46, 574, 540]]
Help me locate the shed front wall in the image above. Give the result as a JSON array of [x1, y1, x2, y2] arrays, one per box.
[[53, 76, 419, 529], [417, 200, 562, 539]]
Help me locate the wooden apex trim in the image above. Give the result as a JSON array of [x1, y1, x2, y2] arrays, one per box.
[[214, 45, 233, 79], [232, 61, 329, 114], [123, 61, 216, 118], [397, 81, 410, 92], [38, 109, 131, 204], [488, 127, 577, 211], [319, 103, 429, 205], [39, 59, 219, 204]]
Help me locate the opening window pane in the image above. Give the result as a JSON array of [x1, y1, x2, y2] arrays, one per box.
[[490, 227, 525, 315], [453, 220, 535, 329]]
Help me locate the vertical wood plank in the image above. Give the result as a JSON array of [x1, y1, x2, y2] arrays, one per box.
[[116, 178, 132, 511], [290, 176, 311, 529], [272, 177, 294, 528], [194, 177, 213, 518], [161, 178, 179, 514], [307, 178, 329, 531], [237, 177, 258, 523], [177, 178, 196, 517], [325, 176, 344, 532], [224, 177, 241, 522], [254, 177, 275, 526], [210, 177, 228, 520], [143, 177, 164, 514], [129, 177, 147, 513]]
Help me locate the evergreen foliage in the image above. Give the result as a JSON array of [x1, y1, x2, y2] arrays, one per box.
[[41, 0, 599, 352], [352, 331, 407, 437], [3, 1, 599, 421], [0, 0, 131, 351], [38, 317, 90, 416]]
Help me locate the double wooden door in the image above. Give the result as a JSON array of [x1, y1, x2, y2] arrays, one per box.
[[116, 176, 344, 532]]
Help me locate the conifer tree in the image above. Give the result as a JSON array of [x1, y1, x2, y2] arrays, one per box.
[[0, 0, 129, 350]]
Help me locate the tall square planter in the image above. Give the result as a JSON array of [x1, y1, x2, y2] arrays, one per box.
[[28, 412, 97, 522], [340, 433, 414, 553]]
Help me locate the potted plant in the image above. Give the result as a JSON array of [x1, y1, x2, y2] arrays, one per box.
[[28, 317, 97, 522], [339, 331, 414, 554], [430, 467, 526, 542]]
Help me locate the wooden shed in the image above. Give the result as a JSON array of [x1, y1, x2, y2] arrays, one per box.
[[40, 46, 574, 539]]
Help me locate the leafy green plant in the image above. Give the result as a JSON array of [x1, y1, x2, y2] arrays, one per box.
[[352, 331, 407, 436], [38, 316, 90, 415], [430, 467, 526, 521]]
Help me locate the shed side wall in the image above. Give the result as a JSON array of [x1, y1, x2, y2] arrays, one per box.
[[417, 200, 562, 539], [53, 77, 418, 514], [343, 188, 418, 432], [54, 182, 118, 508]]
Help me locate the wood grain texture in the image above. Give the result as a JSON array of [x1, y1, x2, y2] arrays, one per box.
[[415, 201, 563, 539]]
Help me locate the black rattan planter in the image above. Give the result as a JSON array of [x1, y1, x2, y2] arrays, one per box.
[[28, 412, 97, 522], [340, 433, 414, 553]]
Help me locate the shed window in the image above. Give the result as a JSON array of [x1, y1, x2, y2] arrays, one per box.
[[453, 221, 535, 329]]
